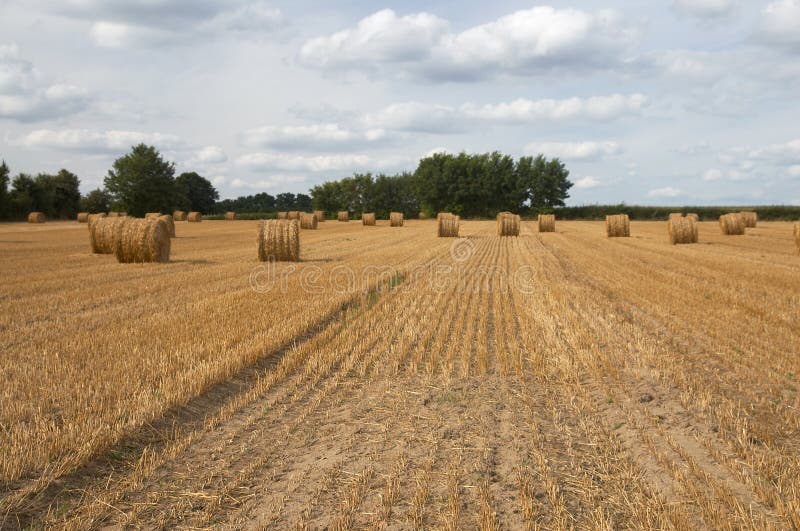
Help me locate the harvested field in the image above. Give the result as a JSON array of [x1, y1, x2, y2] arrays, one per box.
[[1, 219, 799, 529]]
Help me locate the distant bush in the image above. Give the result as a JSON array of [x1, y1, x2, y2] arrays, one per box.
[[548, 204, 800, 221]]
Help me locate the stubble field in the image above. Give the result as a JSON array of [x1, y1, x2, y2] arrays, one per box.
[[1, 218, 799, 529]]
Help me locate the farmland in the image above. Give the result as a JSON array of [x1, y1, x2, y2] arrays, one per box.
[[1, 219, 799, 529]]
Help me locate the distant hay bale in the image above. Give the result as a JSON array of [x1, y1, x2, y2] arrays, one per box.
[[438, 213, 460, 237], [158, 214, 176, 238], [606, 214, 630, 237], [362, 213, 376, 226], [667, 216, 698, 244], [28, 212, 45, 223], [719, 213, 745, 235], [173, 210, 187, 221], [114, 218, 170, 263], [313, 210, 326, 222], [497, 212, 521, 236], [538, 214, 555, 233], [740, 211, 758, 228], [225, 212, 236, 221], [277, 211, 288, 220], [287, 211, 301, 220], [300, 212, 318, 230], [187, 212, 202, 222], [145, 212, 161, 220], [418, 212, 428, 220], [390, 212, 404, 227], [77, 212, 89, 223], [686, 213, 699, 222], [89, 216, 129, 254], [337, 211, 349, 222], [257, 219, 299, 262]]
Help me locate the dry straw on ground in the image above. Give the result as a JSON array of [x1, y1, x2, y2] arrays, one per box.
[[287, 211, 301, 220], [606, 214, 631, 237], [187, 212, 202, 222], [362, 213, 376, 226], [89, 216, 130, 254], [497, 212, 521, 236], [390, 212, 404, 227], [668, 216, 698, 244], [225, 212, 236, 221], [158, 214, 176, 238], [257, 219, 300, 262], [337, 211, 349, 222], [28, 212, 45, 223], [719, 214, 746, 235], [145, 213, 161, 220], [300, 212, 318, 230], [538, 214, 555, 233], [77, 212, 89, 223], [740, 211, 758, 228], [173, 211, 186, 221], [686, 213, 699, 222], [114, 218, 171, 263], [795, 222, 800, 253], [438, 213, 460, 237], [313, 210, 326, 222], [277, 212, 288, 220]]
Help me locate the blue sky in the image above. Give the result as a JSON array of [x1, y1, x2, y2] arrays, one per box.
[[1, 0, 799, 205]]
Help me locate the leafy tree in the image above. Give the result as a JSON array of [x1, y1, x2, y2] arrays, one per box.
[[0, 160, 9, 218], [38, 169, 81, 218], [176, 172, 219, 214], [80, 188, 112, 213], [10, 173, 41, 216], [295, 193, 312, 211], [275, 192, 296, 211], [216, 192, 275, 214], [104, 144, 182, 217]]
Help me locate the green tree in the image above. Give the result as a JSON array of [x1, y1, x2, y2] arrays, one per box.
[[80, 188, 112, 213], [104, 144, 181, 217], [275, 192, 296, 211], [176, 172, 219, 214], [10, 173, 41, 216], [0, 160, 9, 218], [38, 169, 81, 218], [295, 193, 312, 211]]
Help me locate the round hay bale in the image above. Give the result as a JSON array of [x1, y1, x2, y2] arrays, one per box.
[[438, 213, 460, 237], [686, 213, 699, 223], [87, 213, 107, 225], [740, 211, 758, 228], [187, 212, 202, 222], [606, 214, 630, 237], [537, 214, 555, 233], [337, 211, 349, 222], [667, 216, 698, 244], [173, 210, 187, 221], [362, 213, 376, 226], [300, 212, 318, 230], [390, 212, 404, 227], [669, 213, 683, 221], [108, 211, 128, 218], [257, 219, 299, 262], [77, 212, 90, 223], [225, 211, 236, 221], [28, 212, 45, 223], [719, 213, 745, 235], [287, 211, 301, 220], [277, 211, 288, 220], [89, 216, 129, 254], [114, 218, 170, 263], [497, 212, 520, 236], [418, 212, 428, 220], [145, 212, 161, 220], [313, 210, 326, 222], [158, 214, 176, 238]]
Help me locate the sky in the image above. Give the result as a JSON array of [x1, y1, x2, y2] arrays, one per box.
[[1, 0, 799, 205]]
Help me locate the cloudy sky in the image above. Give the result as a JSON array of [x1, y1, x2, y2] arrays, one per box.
[[1, 0, 799, 205]]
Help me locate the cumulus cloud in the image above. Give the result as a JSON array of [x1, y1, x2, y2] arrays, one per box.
[[525, 141, 621, 160], [756, 0, 800, 50], [702, 168, 723, 181], [241, 123, 387, 150], [574, 176, 602, 189], [648, 187, 683, 198], [21, 128, 183, 152], [196, 145, 227, 163], [672, 0, 736, 18], [235, 152, 371, 173], [363, 94, 646, 133], [298, 7, 639, 80], [0, 44, 89, 122]]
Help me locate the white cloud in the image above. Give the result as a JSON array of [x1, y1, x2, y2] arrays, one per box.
[[230, 175, 308, 189], [648, 187, 683, 198], [299, 7, 638, 80], [526, 141, 621, 160], [235, 152, 371, 172], [241, 123, 386, 150], [363, 94, 646, 133], [574, 176, 602, 189], [672, 0, 736, 18], [196, 145, 227, 163], [703, 168, 723, 181], [21, 129, 183, 152], [0, 43, 89, 121], [757, 0, 800, 50]]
